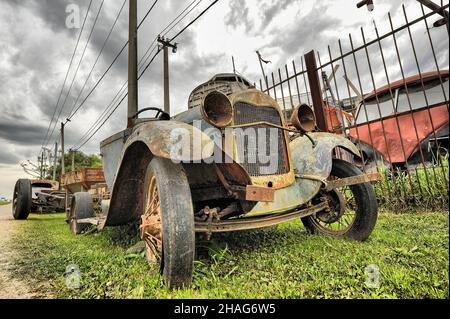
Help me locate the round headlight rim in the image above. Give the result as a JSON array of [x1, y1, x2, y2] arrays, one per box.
[[291, 103, 317, 133], [201, 91, 234, 128]]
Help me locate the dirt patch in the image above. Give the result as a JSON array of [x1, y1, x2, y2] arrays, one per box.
[[0, 204, 38, 299]]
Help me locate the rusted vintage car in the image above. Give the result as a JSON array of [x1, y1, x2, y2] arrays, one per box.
[[44, 73, 379, 288], [12, 179, 65, 219], [348, 70, 449, 169]]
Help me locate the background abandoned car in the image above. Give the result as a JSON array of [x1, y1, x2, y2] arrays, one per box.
[[349, 70, 449, 169]]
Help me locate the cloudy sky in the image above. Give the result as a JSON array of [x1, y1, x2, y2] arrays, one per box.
[[0, 0, 448, 197]]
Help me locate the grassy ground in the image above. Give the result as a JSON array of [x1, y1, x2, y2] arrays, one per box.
[[0, 202, 10, 206], [9, 211, 449, 299]]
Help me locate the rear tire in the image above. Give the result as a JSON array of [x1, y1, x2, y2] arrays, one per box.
[[12, 179, 32, 220], [302, 159, 378, 241], [69, 193, 94, 235], [140, 157, 195, 288]]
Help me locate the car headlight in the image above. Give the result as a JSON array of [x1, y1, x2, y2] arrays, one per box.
[[201, 91, 233, 128], [291, 104, 316, 133]]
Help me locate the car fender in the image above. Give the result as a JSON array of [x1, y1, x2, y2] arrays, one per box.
[[102, 120, 214, 227], [125, 120, 215, 162]]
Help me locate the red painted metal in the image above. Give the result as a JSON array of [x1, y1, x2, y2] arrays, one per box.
[[349, 71, 449, 164]]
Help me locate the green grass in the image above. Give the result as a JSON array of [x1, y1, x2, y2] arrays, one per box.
[[0, 201, 10, 206], [375, 155, 449, 211], [10, 211, 449, 299]]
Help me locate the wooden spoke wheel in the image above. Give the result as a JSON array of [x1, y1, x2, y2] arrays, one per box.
[[140, 176, 163, 264], [140, 157, 195, 288]]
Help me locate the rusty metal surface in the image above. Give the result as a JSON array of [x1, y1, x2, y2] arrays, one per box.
[[244, 132, 360, 216], [31, 191, 66, 213], [123, 120, 214, 162], [229, 89, 296, 189], [100, 129, 131, 190], [324, 172, 381, 191], [61, 168, 105, 194], [245, 185, 275, 202], [102, 120, 214, 227], [195, 201, 328, 233], [304, 50, 327, 131]]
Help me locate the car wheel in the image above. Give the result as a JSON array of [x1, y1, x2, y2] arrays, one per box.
[[140, 157, 195, 288], [302, 159, 378, 241], [12, 179, 32, 220], [69, 192, 95, 235]]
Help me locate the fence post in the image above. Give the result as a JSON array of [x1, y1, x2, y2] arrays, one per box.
[[304, 50, 327, 131]]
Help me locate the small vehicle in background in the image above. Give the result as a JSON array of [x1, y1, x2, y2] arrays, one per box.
[[12, 179, 65, 219], [348, 70, 449, 170]]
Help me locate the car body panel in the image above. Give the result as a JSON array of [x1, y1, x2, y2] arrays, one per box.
[[244, 132, 361, 216], [348, 70, 449, 164]]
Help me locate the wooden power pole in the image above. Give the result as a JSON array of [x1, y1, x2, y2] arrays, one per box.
[[53, 142, 58, 181], [157, 36, 177, 115], [61, 122, 65, 176], [71, 149, 75, 172], [127, 0, 138, 128]]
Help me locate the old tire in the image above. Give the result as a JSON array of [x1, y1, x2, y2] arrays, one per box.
[[140, 157, 195, 288], [302, 159, 378, 241], [69, 192, 94, 235], [12, 179, 32, 220]]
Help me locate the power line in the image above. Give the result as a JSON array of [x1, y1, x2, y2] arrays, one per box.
[[171, 0, 219, 42], [67, 0, 127, 118], [45, 0, 105, 150], [138, 0, 159, 29], [137, 0, 203, 74], [75, 93, 128, 151], [66, 0, 160, 124], [75, 80, 128, 148], [72, 0, 221, 150], [39, 0, 93, 155], [72, 0, 201, 140]]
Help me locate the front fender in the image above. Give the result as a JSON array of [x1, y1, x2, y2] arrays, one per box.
[[125, 120, 215, 162], [101, 121, 214, 227], [291, 132, 361, 180]]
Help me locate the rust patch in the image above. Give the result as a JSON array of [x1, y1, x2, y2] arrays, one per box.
[[246, 185, 275, 202]]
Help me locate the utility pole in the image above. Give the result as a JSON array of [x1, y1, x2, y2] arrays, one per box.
[[61, 122, 65, 177], [71, 149, 75, 172], [53, 142, 58, 181], [127, 0, 138, 128], [39, 154, 44, 179], [232, 56, 236, 74], [158, 36, 178, 115]]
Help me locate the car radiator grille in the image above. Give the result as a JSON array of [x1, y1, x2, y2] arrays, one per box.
[[233, 103, 290, 177]]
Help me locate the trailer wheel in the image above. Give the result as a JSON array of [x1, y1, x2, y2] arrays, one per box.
[[302, 159, 378, 241], [12, 179, 32, 220], [140, 157, 195, 288], [69, 192, 94, 235]]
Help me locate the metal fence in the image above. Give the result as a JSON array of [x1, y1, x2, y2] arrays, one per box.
[[259, 3, 449, 210]]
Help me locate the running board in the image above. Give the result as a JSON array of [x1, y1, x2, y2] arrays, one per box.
[[195, 202, 328, 233]]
